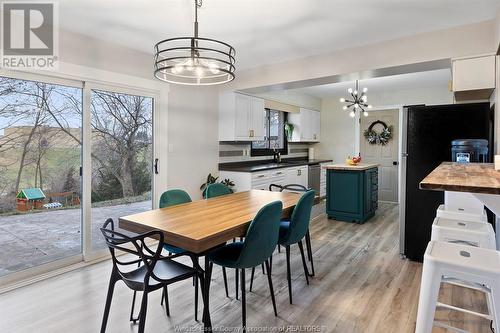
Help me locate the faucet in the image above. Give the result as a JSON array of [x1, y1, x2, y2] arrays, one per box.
[[273, 149, 281, 163]]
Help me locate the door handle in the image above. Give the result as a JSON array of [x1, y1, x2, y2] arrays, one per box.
[[154, 158, 159, 174], [392, 161, 398, 166]]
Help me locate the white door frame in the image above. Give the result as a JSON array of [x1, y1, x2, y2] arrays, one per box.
[[355, 105, 404, 204], [0, 65, 169, 287]]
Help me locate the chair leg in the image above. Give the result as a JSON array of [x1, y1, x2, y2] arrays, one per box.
[[286, 245, 292, 304], [100, 272, 117, 333], [261, 263, 265, 275], [236, 268, 239, 300], [305, 230, 315, 277], [222, 267, 229, 297], [278, 244, 281, 253], [195, 276, 199, 321], [130, 290, 139, 323], [163, 286, 170, 316], [138, 290, 149, 333], [249, 267, 255, 292], [241, 268, 246, 332], [298, 241, 310, 285], [265, 260, 278, 316], [269, 254, 273, 275]]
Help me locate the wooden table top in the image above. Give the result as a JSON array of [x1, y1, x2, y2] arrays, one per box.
[[419, 162, 500, 195], [119, 190, 302, 253]]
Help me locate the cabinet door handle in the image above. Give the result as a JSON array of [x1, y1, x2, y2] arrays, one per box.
[[257, 174, 265, 178], [249, 129, 254, 137], [297, 169, 301, 176]]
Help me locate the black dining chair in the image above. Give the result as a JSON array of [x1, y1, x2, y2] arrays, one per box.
[[100, 218, 201, 333]]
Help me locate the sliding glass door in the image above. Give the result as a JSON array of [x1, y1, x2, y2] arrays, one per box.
[[0, 74, 160, 281], [0, 75, 83, 277], [89, 88, 154, 250]]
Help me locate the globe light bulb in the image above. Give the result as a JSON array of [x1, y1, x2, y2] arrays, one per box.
[[363, 87, 368, 93], [368, 105, 373, 109], [353, 90, 358, 95], [196, 67, 204, 78], [349, 111, 355, 118], [362, 95, 367, 102], [339, 97, 345, 103], [342, 105, 348, 110], [354, 103, 359, 108], [209, 63, 220, 74], [363, 111, 369, 117], [348, 88, 353, 94]]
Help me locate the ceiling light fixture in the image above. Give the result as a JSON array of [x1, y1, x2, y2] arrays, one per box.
[[340, 80, 372, 117], [154, 0, 236, 85]]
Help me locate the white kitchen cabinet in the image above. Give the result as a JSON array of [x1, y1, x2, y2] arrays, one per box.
[[219, 92, 266, 141], [285, 166, 308, 188], [320, 162, 329, 197], [220, 166, 307, 193], [452, 55, 496, 101], [287, 108, 320, 142]]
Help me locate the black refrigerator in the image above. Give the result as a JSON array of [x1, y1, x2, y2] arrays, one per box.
[[400, 102, 494, 262]]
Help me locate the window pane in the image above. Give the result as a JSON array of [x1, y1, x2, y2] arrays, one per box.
[[0, 76, 82, 276], [90, 89, 153, 249], [269, 110, 284, 150]]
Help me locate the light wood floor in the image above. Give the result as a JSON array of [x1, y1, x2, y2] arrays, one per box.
[[0, 203, 491, 333]]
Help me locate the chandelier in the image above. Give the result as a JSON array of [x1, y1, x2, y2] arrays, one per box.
[[339, 80, 372, 117], [154, 0, 236, 85]]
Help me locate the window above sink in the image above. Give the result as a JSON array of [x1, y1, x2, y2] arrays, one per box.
[[251, 109, 288, 156]]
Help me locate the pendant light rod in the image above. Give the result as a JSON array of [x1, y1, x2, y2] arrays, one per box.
[[194, 0, 202, 38]]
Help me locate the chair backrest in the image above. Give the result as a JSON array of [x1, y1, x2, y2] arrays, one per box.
[[281, 190, 315, 245], [269, 183, 309, 193], [100, 218, 164, 282], [237, 201, 283, 268], [205, 183, 232, 198], [159, 189, 192, 208]]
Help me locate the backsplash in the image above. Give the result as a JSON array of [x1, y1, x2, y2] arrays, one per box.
[[219, 142, 312, 163]]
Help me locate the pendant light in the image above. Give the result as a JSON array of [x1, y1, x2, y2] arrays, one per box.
[[154, 0, 236, 85], [340, 80, 372, 117]]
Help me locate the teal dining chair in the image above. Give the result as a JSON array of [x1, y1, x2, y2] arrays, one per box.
[[205, 183, 232, 198], [207, 201, 283, 332], [157, 189, 200, 319], [251, 190, 315, 304]]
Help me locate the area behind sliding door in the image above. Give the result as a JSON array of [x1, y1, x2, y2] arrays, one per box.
[[0, 74, 161, 284]]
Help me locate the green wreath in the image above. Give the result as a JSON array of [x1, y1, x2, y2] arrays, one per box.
[[363, 120, 393, 145]]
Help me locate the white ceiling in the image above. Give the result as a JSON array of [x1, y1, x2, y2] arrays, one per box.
[[59, 0, 500, 70], [288, 69, 452, 98]]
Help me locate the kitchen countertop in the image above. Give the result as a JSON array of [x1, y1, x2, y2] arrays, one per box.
[[419, 162, 500, 195], [323, 163, 379, 171], [218, 159, 333, 172]]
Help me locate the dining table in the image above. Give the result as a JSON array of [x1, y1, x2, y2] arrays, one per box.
[[119, 189, 303, 331]]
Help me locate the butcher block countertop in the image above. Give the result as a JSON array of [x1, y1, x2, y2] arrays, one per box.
[[420, 162, 500, 195], [323, 163, 379, 171]]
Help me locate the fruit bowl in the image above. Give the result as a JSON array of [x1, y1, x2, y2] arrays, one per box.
[[346, 156, 362, 166]]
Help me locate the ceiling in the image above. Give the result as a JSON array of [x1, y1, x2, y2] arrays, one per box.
[[288, 69, 452, 98], [59, 0, 500, 70]]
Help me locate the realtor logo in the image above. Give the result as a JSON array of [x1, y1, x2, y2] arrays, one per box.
[[1, 2, 58, 69]]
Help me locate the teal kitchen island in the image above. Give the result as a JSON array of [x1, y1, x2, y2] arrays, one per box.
[[324, 163, 379, 223]]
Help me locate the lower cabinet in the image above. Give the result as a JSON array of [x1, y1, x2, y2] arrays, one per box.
[[326, 167, 378, 223], [220, 166, 309, 193]]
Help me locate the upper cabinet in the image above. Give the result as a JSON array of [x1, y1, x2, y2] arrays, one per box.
[[219, 92, 266, 141], [287, 108, 321, 142], [452, 55, 496, 101]]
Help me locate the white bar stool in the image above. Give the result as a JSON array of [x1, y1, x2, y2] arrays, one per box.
[[437, 204, 487, 223], [431, 217, 496, 249], [415, 241, 500, 333]]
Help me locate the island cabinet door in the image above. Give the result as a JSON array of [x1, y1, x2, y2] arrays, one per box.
[[364, 168, 379, 214], [327, 170, 363, 217]]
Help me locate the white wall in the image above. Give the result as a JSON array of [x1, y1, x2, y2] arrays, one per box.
[[316, 85, 454, 163], [166, 85, 219, 200], [254, 91, 322, 110]]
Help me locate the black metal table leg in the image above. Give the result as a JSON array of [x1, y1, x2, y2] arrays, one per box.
[[202, 255, 213, 331]]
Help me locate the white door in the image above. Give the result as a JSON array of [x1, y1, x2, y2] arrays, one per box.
[[234, 94, 251, 140], [360, 109, 399, 202]]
